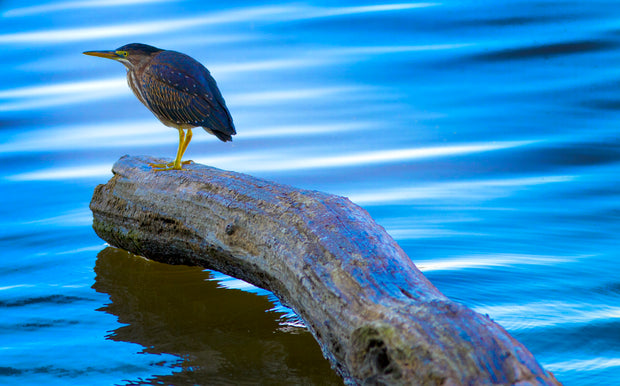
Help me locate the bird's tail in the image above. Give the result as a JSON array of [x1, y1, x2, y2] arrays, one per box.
[[209, 129, 233, 142]]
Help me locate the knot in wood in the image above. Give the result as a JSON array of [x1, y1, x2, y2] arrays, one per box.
[[225, 222, 236, 235]]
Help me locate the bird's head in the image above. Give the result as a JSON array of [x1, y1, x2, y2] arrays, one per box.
[[83, 43, 162, 69]]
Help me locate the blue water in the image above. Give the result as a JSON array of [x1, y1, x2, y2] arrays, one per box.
[[1, 1, 619, 384]]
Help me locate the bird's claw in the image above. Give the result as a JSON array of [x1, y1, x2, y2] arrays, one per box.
[[148, 160, 193, 171]]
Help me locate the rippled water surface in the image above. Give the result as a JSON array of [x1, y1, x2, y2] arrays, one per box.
[[1, 1, 619, 384]]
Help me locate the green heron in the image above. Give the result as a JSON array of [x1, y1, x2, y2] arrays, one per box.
[[84, 43, 236, 170]]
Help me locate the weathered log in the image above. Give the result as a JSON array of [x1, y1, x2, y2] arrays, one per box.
[[90, 155, 561, 386]]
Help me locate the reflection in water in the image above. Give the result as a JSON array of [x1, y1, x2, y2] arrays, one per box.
[[92, 247, 340, 385]]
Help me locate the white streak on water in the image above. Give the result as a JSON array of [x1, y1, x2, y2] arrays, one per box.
[[329, 44, 473, 54], [0, 121, 170, 152], [0, 79, 360, 111], [22, 209, 93, 227], [416, 253, 583, 272], [3, 0, 173, 17], [228, 86, 363, 106], [0, 78, 125, 98], [211, 43, 471, 75], [474, 300, 620, 330], [0, 284, 36, 291], [6, 165, 112, 181], [218, 141, 533, 172], [0, 122, 371, 153], [0, 93, 126, 112], [387, 227, 485, 239], [0, 3, 438, 44], [349, 175, 574, 204], [547, 357, 620, 372], [0, 78, 127, 111], [243, 122, 374, 138], [303, 3, 439, 18], [4, 140, 534, 181], [0, 6, 298, 43], [211, 57, 336, 74], [55, 245, 107, 255]]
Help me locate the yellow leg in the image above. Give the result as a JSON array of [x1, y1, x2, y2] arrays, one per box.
[[149, 128, 194, 171], [179, 128, 193, 161], [171, 128, 186, 170]]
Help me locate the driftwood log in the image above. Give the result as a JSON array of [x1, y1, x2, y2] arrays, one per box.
[[90, 155, 561, 386]]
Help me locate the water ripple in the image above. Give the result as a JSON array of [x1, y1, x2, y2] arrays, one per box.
[[474, 300, 620, 330], [3, 140, 533, 181], [223, 141, 535, 172], [229, 86, 365, 106], [0, 76, 368, 111], [348, 174, 573, 205], [301, 3, 438, 18], [417, 253, 585, 272], [3, 0, 173, 18], [547, 357, 620, 372], [0, 3, 437, 44], [0, 121, 373, 153], [472, 39, 619, 62], [0, 78, 125, 98], [0, 78, 126, 111], [0, 294, 89, 307], [0, 6, 297, 43]]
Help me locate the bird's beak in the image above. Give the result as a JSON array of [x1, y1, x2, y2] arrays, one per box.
[[83, 50, 120, 60]]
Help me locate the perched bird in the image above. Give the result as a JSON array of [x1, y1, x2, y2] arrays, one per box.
[[84, 43, 236, 170]]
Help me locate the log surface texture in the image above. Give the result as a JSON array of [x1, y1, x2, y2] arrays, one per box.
[[90, 155, 562, 386]]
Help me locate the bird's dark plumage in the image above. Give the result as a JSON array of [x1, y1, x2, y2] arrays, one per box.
[[138, 50, 235, 141], [84, 43, 235, 170]]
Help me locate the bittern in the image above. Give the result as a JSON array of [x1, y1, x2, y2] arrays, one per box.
[[84, 43, 236, 170]]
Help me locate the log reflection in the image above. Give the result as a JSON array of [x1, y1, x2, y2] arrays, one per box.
[[93, 247, 341, 385]]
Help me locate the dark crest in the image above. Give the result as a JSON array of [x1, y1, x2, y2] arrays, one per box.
[[116, 43, 163, 54]]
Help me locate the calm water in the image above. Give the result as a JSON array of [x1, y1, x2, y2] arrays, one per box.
[[1, 1, 619, 384]]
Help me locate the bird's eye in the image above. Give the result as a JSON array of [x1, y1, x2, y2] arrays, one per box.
[[116, 51, 128, 57]]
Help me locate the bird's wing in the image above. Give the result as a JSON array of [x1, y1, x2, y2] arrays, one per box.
[[139, 70, 206, 126], [142, 51, 236, 137]]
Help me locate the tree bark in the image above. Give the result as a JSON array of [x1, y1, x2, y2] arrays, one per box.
[[90, 155, 562, 386]]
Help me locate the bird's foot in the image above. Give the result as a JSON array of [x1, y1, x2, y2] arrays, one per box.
[[148, 160, 193, 171]]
